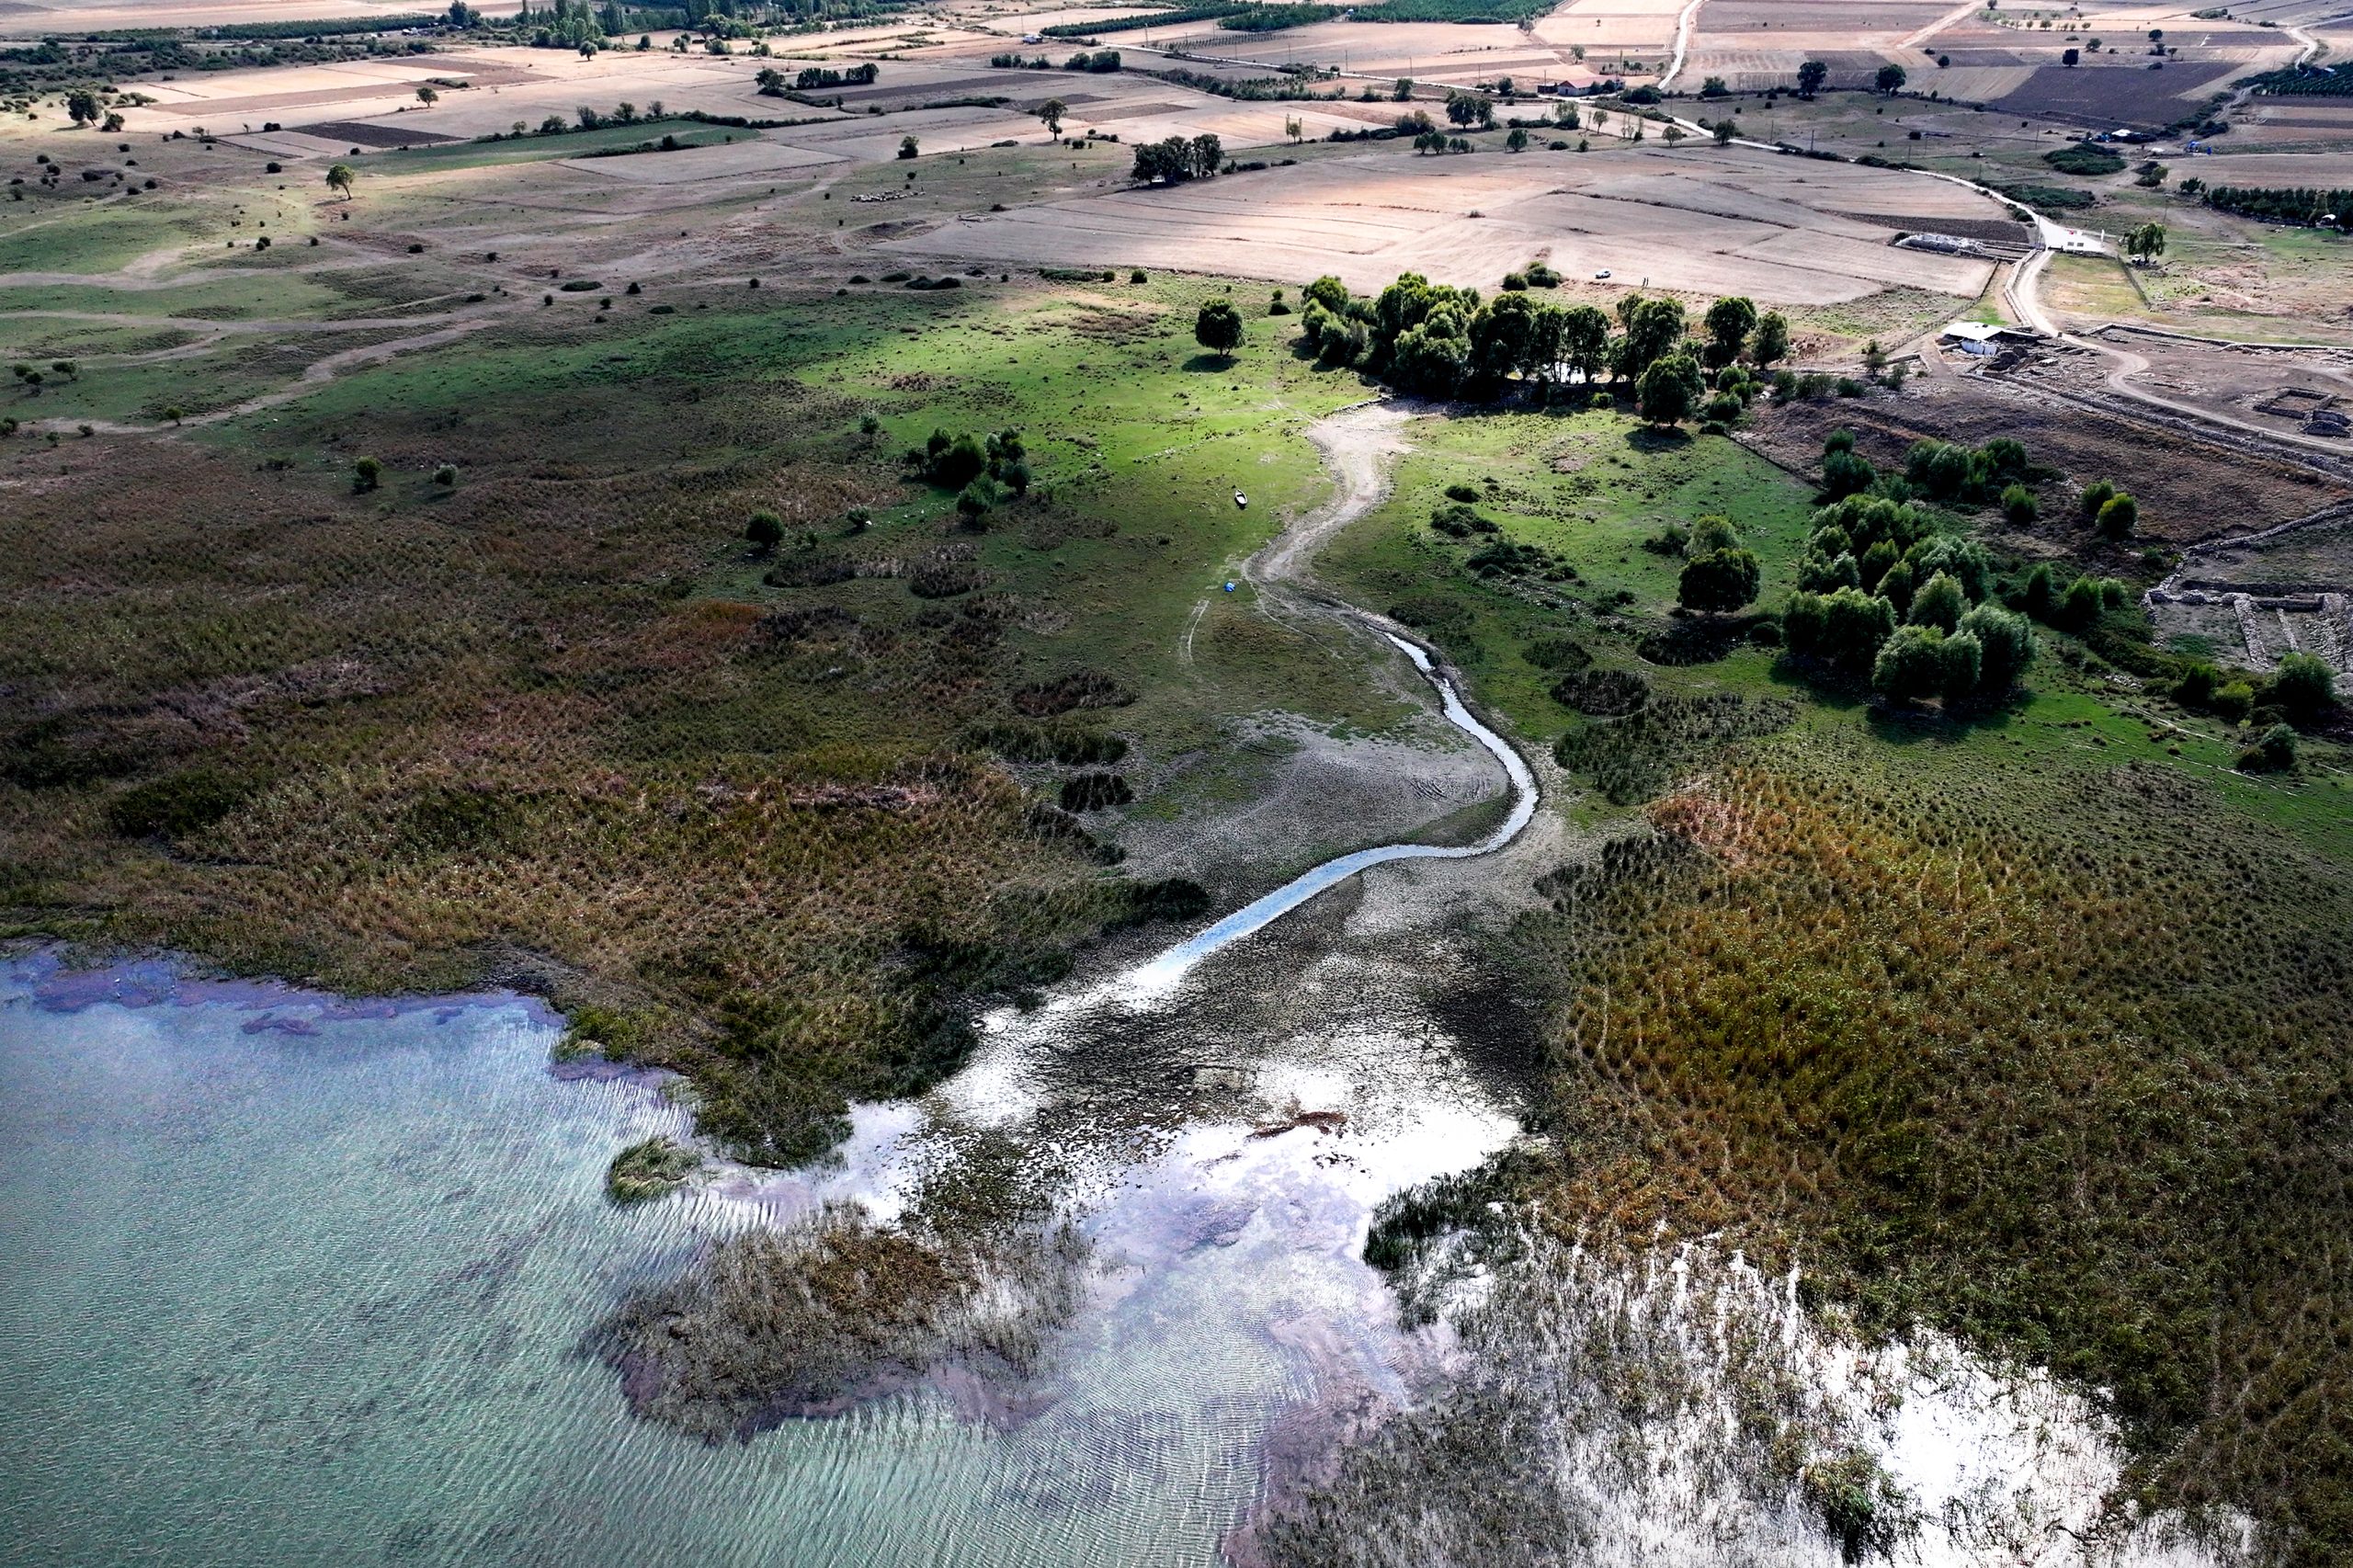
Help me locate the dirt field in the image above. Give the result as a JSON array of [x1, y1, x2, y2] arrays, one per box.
[[1994, 61, 2246, 131], [891, 140, 2004, 301], [2191, 150, 2353, 186]]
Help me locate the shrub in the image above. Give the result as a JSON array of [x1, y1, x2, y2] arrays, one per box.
[[352, 455, 382, 493], [2238, 722, 2299, 773], [2172, 661, 2218, 708], [1677, 548, 1760, 615], [2096, 492, 2139, 540], [2267, 652, 2336, 722], [2211, 681, 2256, 723], [2001, 483, 2038, 523]]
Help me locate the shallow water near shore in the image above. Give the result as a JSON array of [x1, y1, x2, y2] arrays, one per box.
[[0, 942, 1518, 1567]]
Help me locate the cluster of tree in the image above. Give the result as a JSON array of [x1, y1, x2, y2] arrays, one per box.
[[1042, 2, 1238, 34], [2198, 185, 2353, 231], [1217, 4, 1338, 30], [1780, 472, 2037, 706], [1814, 429, 2036, 510], [754, 62, 877, 93], [1294, 274, 1790, 415], [1063, 50, 1121, 72], [513, 0, 605, 50], [904, 428, 1030, 523], [1131, 133, 1222, 183], [2015, 562, 2131, 633], [2043, 141, 2126, 176]]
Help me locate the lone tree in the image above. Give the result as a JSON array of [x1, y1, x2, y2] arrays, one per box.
[[1875, 63, 1907, 96], [2124, 222, 2167, 264], [897, 135, 918, 160], [1039, 97, 1066, 137], [1195, 298, 1245, 363], [326, 162, 356, 200], [415, 85, 439, 108], [1797, 60, 1828, 98], [66, 89, 100, 126]]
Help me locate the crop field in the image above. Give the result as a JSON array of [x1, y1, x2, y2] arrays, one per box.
[[896, 141, 2006, 301]]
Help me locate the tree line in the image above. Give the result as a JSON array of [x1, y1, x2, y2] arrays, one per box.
[[1292, 272, 1789, 420]]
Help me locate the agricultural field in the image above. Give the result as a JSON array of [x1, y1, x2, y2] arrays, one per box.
[[2, 2, 2352, 1565]]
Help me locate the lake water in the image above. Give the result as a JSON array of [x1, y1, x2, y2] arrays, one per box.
[[0, 945, 1514, 1567]]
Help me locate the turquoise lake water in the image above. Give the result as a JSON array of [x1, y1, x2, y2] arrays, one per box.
[[0, 949, 1500, 1566]]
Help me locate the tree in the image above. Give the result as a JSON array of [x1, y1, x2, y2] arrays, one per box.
[[1712, 119, 1737, 146], [1678, 547, 1760, 614], [1444, 91, 1494, 130], [1908, 569, 1966, 631], [1958, 603, 2034, 694], [745, 509, 783, 552], [1873, 622, 1952, 703], [955, 477, 998, 525], [1286, 116, 1303, 144], [1875, 63, 1907, 97], [897, 135, 919, 160], [1616, 297, 1686, 381], [326, 162, 356, 200], [2124, 222, 2167, 264], [1040, 97, 1066, 137], [1797, 60, 1828, 99], [1749, 311, 1790, 369], [1701, 296, 1756, 369], [1506, 126, 1529, 153], [352, 455, 383, 493], [1785, 585, 1896, 668], [1637, 352, 1705, 427], [65, 89, 100, 126], [1195, 299, 1244, 362], [1559, 304, 1611, 384], [416, 85, 439, 108], [2063, 47, 2079, 67], [2096, 492, 2138, 540], [1822, 449, 1875, 499]]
